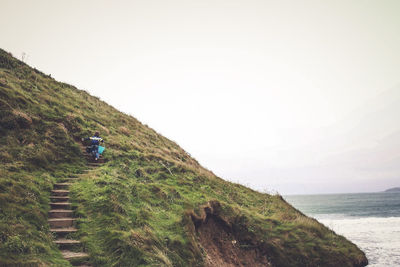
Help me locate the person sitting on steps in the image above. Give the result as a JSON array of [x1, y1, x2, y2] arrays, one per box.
[[82, 131, 104, 161]]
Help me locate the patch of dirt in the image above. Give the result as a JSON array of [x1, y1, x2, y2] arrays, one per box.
[[12, 109, 32, 128], [57, 122, 68, 134], [118, 126, 131, 136], [192, 202, 271, 267]]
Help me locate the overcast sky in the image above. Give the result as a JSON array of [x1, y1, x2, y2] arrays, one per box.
[[2, 0, 400, 194]]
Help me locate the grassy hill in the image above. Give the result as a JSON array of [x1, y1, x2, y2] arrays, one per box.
[[0, 48, 368, 266]]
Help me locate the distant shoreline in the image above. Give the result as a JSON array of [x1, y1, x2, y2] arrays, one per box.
[[384, 187, 400, 193], [284, 190, 400, 197]]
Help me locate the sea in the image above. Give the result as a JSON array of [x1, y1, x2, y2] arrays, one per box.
[[284, 192, 400, 267]]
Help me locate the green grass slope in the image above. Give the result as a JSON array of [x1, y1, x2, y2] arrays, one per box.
[[0, 49, 368, 267]]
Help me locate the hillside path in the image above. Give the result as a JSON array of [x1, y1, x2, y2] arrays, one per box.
[[48, 144, 104, 266]]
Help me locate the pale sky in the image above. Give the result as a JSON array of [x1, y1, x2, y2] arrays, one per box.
[[1, 0, 400, 194]]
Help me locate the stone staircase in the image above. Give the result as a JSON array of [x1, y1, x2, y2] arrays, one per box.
[[48, 145, 104, 266]]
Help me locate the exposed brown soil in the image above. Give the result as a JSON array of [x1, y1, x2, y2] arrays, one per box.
[[192, 202, 271, 267]]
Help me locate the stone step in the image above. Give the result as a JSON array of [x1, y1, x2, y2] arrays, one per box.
[[50, 202, 71, 209], [48, 218, 75, 228], [85, 156, 103, 159], [50, 196, 70, 202], [50, 227, 77, 234], [51, 190, 69, 196], [87, 166, 100, 169], [49, 209, 73, 218], [54, 183, 72, 190], [86, 161, 105, 164], [61, 250, 89, 260], [59, 178, 79, 183], [55, 239, 81, 249], [87, 162, 101, 165], [55, 239, 81, 245], [84, 156, 105, 163]]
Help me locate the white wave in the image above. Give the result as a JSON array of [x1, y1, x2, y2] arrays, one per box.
[[317, 217, 400, 267]]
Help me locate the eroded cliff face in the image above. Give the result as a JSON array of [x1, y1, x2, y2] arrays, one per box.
[[189, 201, 272, 267], [0, 49, 367, 266]]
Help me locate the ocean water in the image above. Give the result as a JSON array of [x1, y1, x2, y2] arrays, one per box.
[[284, 192, 400, 267]]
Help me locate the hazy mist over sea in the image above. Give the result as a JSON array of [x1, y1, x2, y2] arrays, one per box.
[[1, 0, 400, 195]]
